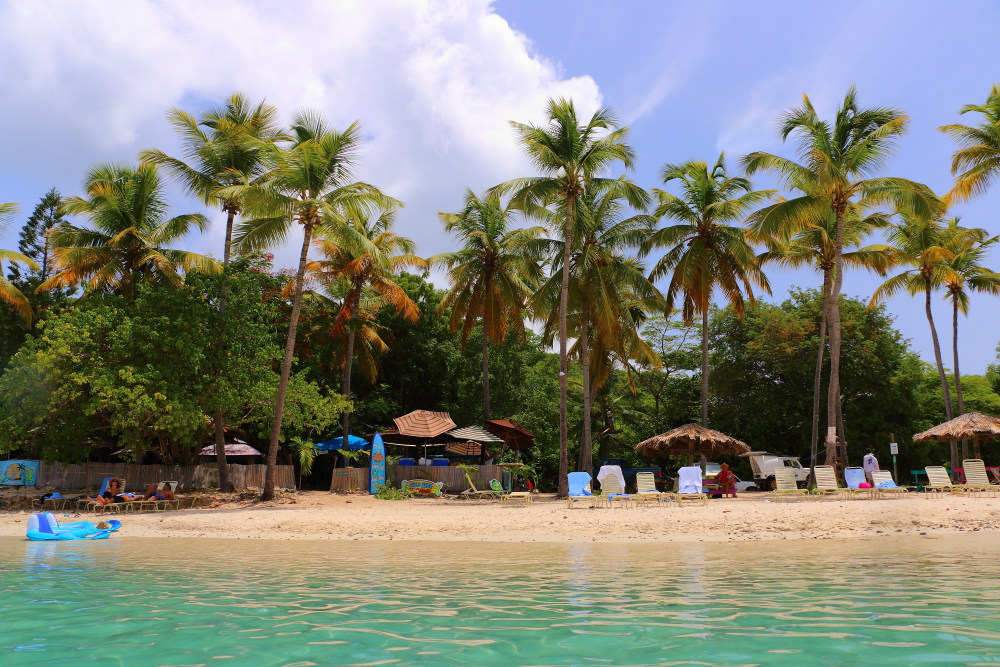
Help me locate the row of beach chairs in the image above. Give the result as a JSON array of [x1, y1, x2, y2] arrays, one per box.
[[75, 478, 181, 513], [812, 460, 998, 499]]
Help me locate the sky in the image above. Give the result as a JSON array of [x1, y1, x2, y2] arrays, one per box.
[[1, 0, 999, 372]]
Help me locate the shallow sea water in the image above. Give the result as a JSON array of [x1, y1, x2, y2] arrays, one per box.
[[2, 534, 1000, 666]]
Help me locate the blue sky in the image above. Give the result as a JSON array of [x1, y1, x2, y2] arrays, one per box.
[[1, 0, 998, 372]]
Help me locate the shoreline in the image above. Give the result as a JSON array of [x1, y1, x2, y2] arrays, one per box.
[[3, 491, 1000, 543]]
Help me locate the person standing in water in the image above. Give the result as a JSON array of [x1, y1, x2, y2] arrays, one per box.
[[862, 448, 879, 483]]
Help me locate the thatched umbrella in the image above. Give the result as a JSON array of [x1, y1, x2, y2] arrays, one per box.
[[635, 423, 750, 465], [913, 412, 1000, 460]]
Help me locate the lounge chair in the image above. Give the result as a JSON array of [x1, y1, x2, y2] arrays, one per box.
[[599, 474, 633, 508], [635, 472, 673, 507], [675, 466, 708, 506], [842, 467, 867, 499], [870, 470, 908, 499], [78, 478, 134, 513], [813, 465, 841, 496], [924, 466, 958, 497], [490, 479, 531, 507], [460, 473, 500, 499], [961, 460, 998, 498], [138, 481, 181, 511], [567, 472, 596, 509], [769, 467, 808, 500]]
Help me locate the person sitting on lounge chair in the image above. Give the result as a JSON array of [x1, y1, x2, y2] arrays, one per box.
[[87, 478, 124, 507], [141, 482, 174, 502], [716, 463, 737, 498]]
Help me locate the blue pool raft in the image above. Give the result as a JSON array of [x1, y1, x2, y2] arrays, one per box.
[[26, 512, 120, 541]]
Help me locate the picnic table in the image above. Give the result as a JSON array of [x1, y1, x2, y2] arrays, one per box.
[[910, 470, 927, 491]]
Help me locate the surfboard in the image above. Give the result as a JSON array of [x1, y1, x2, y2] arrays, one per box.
[[369, 432, 386, 493]]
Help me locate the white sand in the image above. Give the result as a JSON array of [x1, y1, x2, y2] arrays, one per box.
[[4, 491, 1000, 543]]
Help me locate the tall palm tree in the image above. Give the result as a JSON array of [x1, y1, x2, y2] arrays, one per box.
[[304, 204, 424, 448], [742, 87, 942, 466], [500, 98, 640, 496], [940, 220, 1000, 459], [231, 114, 395, 500], [646, 154, 772, 431], [533, 177, 660, 472], [141, 92, 281, 493], [940, 83, 1000, 202], [1, 203, 40, 322], [756, 205, 893, 473], [433, 189, 545, 424], [39, 163, 218, 298], [870, 215, 959, 466]]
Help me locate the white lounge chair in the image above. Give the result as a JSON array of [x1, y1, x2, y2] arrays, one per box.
[[635, 472, 673, 507]]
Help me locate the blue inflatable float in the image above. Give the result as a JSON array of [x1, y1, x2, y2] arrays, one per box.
[[26, 512, 120, 541]]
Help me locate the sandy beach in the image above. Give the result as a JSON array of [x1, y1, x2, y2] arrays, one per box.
[[4, 491, 1000, 543]]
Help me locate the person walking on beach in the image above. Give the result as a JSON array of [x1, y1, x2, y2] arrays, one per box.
[[862, 449, 879, 483]]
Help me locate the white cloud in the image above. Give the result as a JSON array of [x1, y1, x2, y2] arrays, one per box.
[[0, 0, 602, 266]]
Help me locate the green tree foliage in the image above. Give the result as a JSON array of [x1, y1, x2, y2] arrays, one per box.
[[940, 83, 1000, 202]]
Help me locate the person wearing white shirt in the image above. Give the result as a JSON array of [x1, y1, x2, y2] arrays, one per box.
[[862, 448, 879, 482]]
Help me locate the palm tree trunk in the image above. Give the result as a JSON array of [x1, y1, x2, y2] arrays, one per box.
[[213, 208, 236, 494], [810, 270, 831, 483], [482, 301, 491, 422], [953, 297, 968, 461], [579, 300, 592, 472], [826, 209, 845, 468], [262, 220, 314, 501], [924, 279, 955, 469], [341, 289, 361, 449], [557, 195, 573, 497], [701, 307, 709, 427], [836, 393, 848, 467]]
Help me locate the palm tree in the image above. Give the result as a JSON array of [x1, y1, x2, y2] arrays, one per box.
[[756, 205, 893, 474], [533, 177, 661, 472], [141, 92, 281, 492], [870, 215, 959, 466], [940, 83, 1000, 202], [433, 189, 546, 423], [742, 87, 942, 466], [940, 220, 1000, 459], [501, 98, 640, 497], [1, 203, 40, 322], [646, 154, 772, 432], [304, 203, 424, 448], [39, 163, 219, 298], [231, 112, 395, 500]]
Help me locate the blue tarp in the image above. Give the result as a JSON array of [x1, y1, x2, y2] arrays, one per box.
[[315, 435, 370, 451]]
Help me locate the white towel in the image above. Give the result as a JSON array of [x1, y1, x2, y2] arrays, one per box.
[[678, 466, 703, 494], [597, 465, 626, 491]]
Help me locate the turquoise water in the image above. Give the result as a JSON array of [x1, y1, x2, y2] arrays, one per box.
[[2, 535, 1000, 666]]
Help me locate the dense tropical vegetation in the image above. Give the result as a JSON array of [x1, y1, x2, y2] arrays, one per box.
[[3, 84, 1000, 495]]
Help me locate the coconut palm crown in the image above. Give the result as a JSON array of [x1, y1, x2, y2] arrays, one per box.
[[940, 83, 1000, 202]]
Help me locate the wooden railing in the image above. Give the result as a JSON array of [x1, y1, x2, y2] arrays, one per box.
[[34, 462, 295, 491]]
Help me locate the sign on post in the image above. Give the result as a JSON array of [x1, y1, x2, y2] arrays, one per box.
[[369, 432, 386, 493], [889, 442, 899, 455], [0, 460, 39, 486]]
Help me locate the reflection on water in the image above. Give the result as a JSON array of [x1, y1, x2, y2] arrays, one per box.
[[2, 536, 1000, 666]]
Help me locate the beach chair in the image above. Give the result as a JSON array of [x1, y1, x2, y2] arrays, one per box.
[[961, 460, 997, 498], [138, 481, 181, 511], [598, 474, 633, 508], [78, 478, 134, 513], [490, 479, 531, 507], [635, 472, 673, 507], [675, 466, 708, 506], [813, 465, 841, 496], [567, 472, 596, 509], [842, 467, 867, 499], [460, 474, 500, 499], [768, 467, 808, 501], [924, 466, 958, 497], [870, 470, 908, 499]]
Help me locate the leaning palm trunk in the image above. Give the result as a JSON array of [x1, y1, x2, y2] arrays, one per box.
[[263, 219, 314, 500], [213, 208, 237, 493], [482, 295, 491, 423], [825, 212, 845, 467], [924, 279, 956, 468], [700, 307, 709, 427], [953, 298, 968, 460], [578, 302, 593, 472], [809, 270, 831, 482], [556, 197, 574, 497], [341, 289, 361, 448]]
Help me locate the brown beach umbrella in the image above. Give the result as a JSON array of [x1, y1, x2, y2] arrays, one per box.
[[393, 410, 456, 438], [484, 419, 536, 451], [445, 441, 488, 457], [912, 412, 1000, 460], [634, 423, 750, 465]]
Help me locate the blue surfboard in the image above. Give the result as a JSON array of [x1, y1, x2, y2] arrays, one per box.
[[369, 432, 386, 493]]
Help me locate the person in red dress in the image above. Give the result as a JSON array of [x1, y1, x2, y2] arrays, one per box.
[[716, 463, 737, 498]]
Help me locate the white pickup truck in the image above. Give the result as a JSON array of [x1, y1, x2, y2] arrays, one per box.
[[738, 451, 810, 490]]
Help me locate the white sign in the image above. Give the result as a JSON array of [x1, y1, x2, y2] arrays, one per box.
[[889, 442, 899, 455]]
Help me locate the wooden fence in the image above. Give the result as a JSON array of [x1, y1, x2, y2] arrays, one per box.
[[35, 462, 295, 491], [327, 464, 505, 493]]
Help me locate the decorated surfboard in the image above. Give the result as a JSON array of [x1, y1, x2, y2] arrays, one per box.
[[0, 460, 39, 486], [369, 432, 386, 493]]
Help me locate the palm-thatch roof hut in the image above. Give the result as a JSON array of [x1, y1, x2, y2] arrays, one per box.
[[913, 412, 1000, 460], [635, 424, 750, 465]]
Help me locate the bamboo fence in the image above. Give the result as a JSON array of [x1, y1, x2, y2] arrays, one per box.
[[34, 462, 295, 491], [330, 464, 504, 493]]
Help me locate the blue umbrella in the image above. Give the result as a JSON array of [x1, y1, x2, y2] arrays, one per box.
[[315, 435, 369, 452]]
